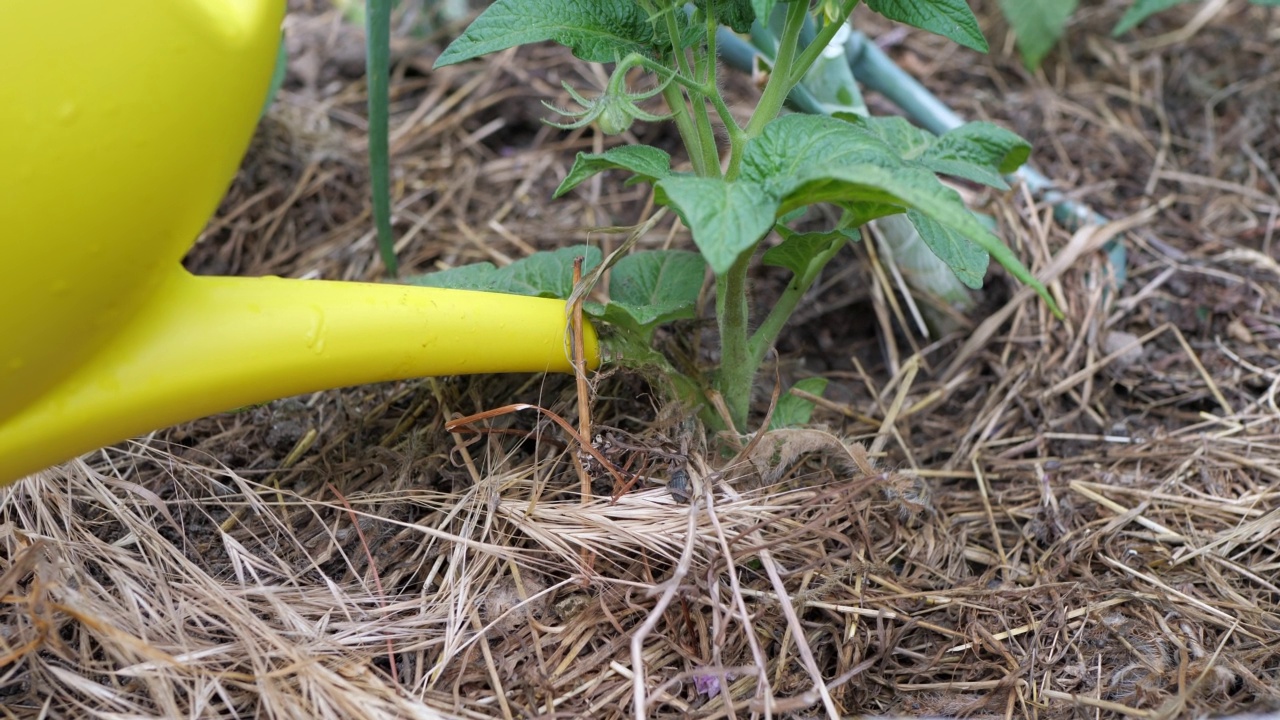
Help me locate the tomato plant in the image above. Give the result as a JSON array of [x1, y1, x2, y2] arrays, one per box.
[[419, 0, 1061, 433]]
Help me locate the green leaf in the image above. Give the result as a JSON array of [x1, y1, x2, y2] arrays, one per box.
[[695, 0, 756, 33], [1112, 0, 1190, 35], [905, 209, 988, 289], [778, 206, 810, 225], [931, 123, 1032, 175], [769, 377, 829, 430], [839, 115, 1029, 190], [435, 0, 656, 66], [608, 250, 706, 325], [921, 123, 1031, 190], [599, 250, 706, 342], [998, 0, 1076, 69], [595, 302, 644, 337], [739, 115, 1058, 314], [554, 146, 673, 198], [404, 246, 602, 299], [655, 177, 778, 275], [752, 0, 777, 24], [762, 231, 845, 275], [837, 201, 904, 229], [405, 262, 505, 291], [740, 116, 901, 199], [504, 246, 603, 298], [865, 0, 989, 52], [835, 114, 934, 161]]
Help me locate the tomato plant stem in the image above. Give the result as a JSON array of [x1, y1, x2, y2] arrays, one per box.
[[787, 0, 860, 88], [688, 7, 722, 177], [750, 235, 846, 365], [742, 0, 806, 142], [715, 251, 755, 433], [666, 15, 719, 177], [661, 83, 706, 177]]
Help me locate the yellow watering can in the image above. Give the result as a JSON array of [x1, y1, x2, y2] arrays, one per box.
[[0, 1, 598, 485]]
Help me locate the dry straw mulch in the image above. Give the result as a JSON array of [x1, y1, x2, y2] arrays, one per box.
[[4, 1, 1280, 718]]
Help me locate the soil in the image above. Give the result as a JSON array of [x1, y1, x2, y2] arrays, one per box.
[[2, 1, 1280, 718]]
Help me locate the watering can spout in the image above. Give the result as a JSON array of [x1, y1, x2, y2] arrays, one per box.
[[0, 1, 600, 485], [0, 271, 597, 484]]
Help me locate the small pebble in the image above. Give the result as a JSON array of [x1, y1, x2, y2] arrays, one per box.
[[668, 468, 691, 505], [1102, 331, 1145, 369]]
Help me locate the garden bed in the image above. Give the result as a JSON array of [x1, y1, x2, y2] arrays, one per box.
[[2, 1, 1279, 717]]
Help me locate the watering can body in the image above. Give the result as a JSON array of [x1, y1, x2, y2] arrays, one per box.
[[0, 1, 597, 485]]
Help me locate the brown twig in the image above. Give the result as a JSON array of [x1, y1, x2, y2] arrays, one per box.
[[571, 256, 593, 488], [445, 403, 629, 493]]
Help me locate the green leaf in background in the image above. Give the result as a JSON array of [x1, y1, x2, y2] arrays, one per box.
[[405, 246, 602, 299], [802, 17, 869, 116], [762, 231, 846, 275], [654, 177, 777, 275], [1112, 0, 1190, 35], [554, 146, 673, 198], [435, 0, 657, 66], [695, 0, 757, 33], [597, 250, 706, 340], [905, 208, 988, 288], [1113, 0, 1279, 37], [768, 377, 829, 430], [752, 0, 777, 25], [865, 0, 989, 52], [998, 0, 1077, 69]]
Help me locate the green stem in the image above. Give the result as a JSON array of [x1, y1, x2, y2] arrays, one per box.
[[664, 8, 696, 79], [702, 5, 748, 179], [714, 26, 840, 116], [708, 92, 746, 155], [661, 12, 706, 176], [715, 252, 754, 433], [749, 236, 844, 365], [688, 6, 723, 177], [785, 0, 860, 88], [629, 54, 744, 149], [741, 0, 807, 141], [689, 49, 722, 177], [661, 84, 705, 177]]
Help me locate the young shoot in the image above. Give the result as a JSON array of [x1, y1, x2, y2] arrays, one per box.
[[543, 60, 675, 135]]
